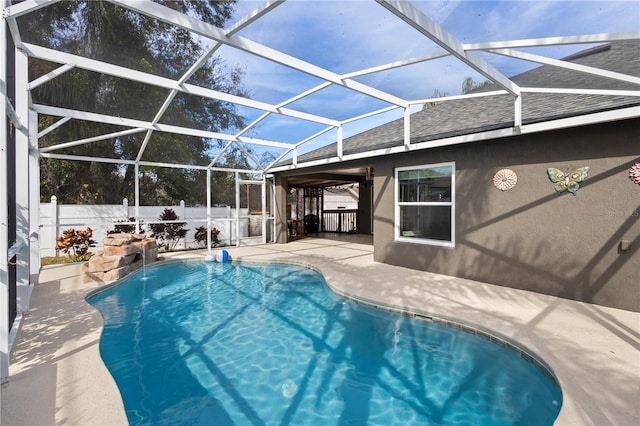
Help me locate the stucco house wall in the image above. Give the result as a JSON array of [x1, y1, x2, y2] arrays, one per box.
[[272, 41, 639, 311], [371, 118, 639, 311]]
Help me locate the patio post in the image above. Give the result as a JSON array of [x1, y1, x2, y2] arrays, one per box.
[[261, 174, 267, 244], [235, 171, 240, 246], [28, 110, 40, 279], [179, 200, 185, 249], [14, 42, 31, 314], [206, 168, 211, 255], [134, 163, 140, 233], [1, 1, 10, 384], [273, 174, 288, 244]]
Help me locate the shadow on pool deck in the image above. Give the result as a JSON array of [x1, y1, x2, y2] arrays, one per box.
[[1, 236, 638, 425]]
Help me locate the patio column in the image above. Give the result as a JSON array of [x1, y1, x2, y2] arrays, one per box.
[[273, 174, 288, 244], [29, 110, 40, 280], [261, 174, 267, 244], [206, 168, 211, 255], [134, 163, 140, 232], [15, 45, 31, 313], [235, 171, 240, 247], [1, 4, 10, 384], [358, 176, 373, 234]]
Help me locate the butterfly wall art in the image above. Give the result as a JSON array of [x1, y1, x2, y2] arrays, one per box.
[[547, 166, 590, 196]]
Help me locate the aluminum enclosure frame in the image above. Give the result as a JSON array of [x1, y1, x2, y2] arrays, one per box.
[[1, 0, 639, 384]]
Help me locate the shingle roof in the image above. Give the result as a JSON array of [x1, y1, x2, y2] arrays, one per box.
[[288, 41, 639, 164]]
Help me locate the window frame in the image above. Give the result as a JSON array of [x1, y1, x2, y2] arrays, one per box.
[[394, 161, 456, 247]]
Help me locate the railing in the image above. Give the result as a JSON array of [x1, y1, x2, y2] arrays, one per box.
[[322, 209, 357, 233]]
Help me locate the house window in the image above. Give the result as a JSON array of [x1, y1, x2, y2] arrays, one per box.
[[395, 162, 455, 247]]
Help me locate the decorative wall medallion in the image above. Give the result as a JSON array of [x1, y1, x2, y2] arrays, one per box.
[[547, 166, 590, 196], [493, 168, 518, 191], [630, 162, 640, 185]]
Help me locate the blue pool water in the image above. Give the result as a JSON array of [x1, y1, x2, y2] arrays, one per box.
[[88, 261, 562, 425]]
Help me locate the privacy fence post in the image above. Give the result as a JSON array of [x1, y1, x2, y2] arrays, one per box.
[[50, 195, 58, 256], [226, 205, 232, 246]]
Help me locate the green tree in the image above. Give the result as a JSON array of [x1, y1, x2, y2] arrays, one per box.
[[21, 1, 249, 205]]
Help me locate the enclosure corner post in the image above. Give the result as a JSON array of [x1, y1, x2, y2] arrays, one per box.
[[179, 200, 186, 249], [1, 0, 10, 384], [235, 172, 240, 247], [28, 109, 39, 281], [15, 44, 31, 314], [261, 174, 267, 245]]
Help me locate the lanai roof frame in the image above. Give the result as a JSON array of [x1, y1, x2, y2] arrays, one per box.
[[4, 0, 639, 172]]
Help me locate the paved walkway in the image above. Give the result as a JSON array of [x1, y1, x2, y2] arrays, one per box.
[[2, 236, 638, 425]]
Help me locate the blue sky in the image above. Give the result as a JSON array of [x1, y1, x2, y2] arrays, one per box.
[[215, 1, 639, 159]]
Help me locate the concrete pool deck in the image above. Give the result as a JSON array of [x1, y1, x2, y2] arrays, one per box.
[[1, 235, 638, 425]]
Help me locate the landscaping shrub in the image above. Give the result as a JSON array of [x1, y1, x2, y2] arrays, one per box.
[[106, 217, 143, 235], [55, 227, 97, 261], [194, 226, 221, 248], [150, 208, 187, 251]]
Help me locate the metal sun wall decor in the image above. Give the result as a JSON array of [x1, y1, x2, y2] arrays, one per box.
[[493, 168, 518, 191], [630, 162, 640, 185], [547, 166, 590, 196]]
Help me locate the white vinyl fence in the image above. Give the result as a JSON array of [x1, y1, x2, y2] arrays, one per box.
[[39, 196, 272, 257]]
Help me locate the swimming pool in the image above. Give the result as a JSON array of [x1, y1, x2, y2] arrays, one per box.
[[88, 261, 562, 425]]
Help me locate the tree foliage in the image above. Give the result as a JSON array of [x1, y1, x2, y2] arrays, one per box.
[[461, 76, 491, 94], [21, 0, 257, 205], [423, 78, 492, 111], [422, 88, 448, 110]]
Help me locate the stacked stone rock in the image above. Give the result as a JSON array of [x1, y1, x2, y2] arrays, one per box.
[[82, 233, 158, 283]]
